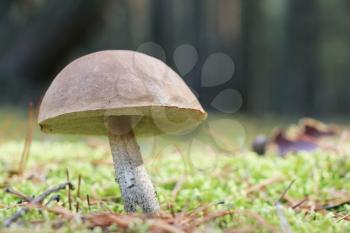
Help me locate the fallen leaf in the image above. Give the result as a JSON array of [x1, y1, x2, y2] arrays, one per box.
[[273, 131, 317, 157]]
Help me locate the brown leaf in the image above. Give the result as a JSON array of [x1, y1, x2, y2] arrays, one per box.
[[273, 130, 317, 156], [300, 118, 337, 140], [252, 118, 340, 156]]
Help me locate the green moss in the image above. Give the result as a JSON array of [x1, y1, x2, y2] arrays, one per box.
[[0, 133, 349, 232]]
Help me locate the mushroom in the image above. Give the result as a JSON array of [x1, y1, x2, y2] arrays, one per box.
[[38, 50, 207, 214]]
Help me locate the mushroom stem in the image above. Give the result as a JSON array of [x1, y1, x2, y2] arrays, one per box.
[[107, 116, 160, 214]]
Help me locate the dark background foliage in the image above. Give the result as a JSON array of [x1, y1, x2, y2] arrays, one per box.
[[0, 0, 348, 116]]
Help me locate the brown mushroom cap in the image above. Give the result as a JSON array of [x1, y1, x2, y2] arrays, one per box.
[[38, 50, 207, 136]]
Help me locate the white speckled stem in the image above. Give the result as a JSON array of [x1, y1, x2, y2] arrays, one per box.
[[107, 116, 160, 214]]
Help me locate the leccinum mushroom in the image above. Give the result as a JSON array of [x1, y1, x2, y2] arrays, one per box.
[[38, 50, 207, 214]]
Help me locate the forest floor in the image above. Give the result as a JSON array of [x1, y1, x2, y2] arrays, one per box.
[[0, 111, 350, 232]]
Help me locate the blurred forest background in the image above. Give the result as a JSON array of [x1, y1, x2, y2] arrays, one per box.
[[0, 0, 349, 116]]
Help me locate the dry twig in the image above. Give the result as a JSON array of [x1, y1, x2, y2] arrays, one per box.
[[8, 103, 34, 176], [76, 174, 82, 212], [246, 176, 284, 194], [4, 187, 33, 202], [275, 180, 295, 233], [66, 169, 72, 211], [3, 182, 74, 227], [172, 175, 186, 199], [18, 102, 34, 175]]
